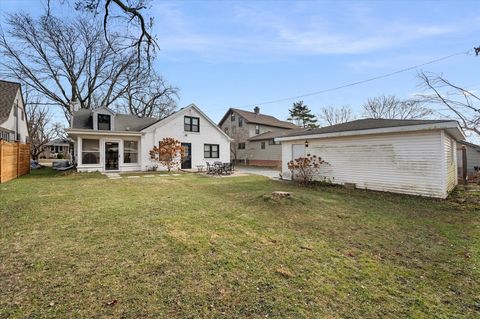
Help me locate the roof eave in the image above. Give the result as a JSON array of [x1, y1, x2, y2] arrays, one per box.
[[275, 121, 465, 142]]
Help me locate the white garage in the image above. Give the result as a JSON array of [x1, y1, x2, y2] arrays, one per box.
[[276, 119, 465, 198]]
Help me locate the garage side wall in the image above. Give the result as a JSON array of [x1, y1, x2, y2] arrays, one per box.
[[442, 132, 458, 194], [281, 130, 447, 198]]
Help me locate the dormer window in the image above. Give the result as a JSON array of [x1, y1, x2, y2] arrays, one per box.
[[98, 114, 111, 130]]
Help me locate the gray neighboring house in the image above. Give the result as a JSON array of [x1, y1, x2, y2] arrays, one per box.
[[0, 80, 29, 143], [41, 138, 72, 159], [457, 140, 480, 179], [219, 107, 299, 168]]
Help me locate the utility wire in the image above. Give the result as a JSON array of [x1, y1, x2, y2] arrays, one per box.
[[239, 49, 472, 109]]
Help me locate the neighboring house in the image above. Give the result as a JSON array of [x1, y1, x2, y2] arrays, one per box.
[[65, 104, 231, 172], [219, 107, 298, 168], [276, 118, 465, 199], [457, 140, 480, 179], [0, 80, 29, 143], [41, 138, 71, 159]]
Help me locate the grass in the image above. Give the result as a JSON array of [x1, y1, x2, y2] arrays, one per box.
[[0, 169, 479, 318]]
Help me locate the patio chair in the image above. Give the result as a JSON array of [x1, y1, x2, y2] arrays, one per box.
[[206, 162, 214, 174]]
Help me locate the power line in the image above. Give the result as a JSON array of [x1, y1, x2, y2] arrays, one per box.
[[239, 49, 472, 109]]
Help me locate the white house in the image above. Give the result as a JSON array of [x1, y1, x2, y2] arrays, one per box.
[[0, 80, 29, 143], [276, 119, 465, 199], [66, 104, 231, 172], [457, 140, 480, 180]]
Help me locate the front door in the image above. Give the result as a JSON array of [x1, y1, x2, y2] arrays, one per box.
[[181, 143, 192, 169], [105, 141, 119, 171]]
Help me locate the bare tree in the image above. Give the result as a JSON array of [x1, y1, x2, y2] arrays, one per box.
[[0, 12, 177, 120], [24, 93, 58, 160], [60, 0, 158, 65], [119, 69, 178, 118], [362, 95, 432, 120], [318, 105, 355, 126], [418, 71, 479, 137]]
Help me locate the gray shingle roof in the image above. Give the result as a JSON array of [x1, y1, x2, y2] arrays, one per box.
[[71, 109, 158, 131], [219, 108, 298, 129], [249, 129, 308, 141], [279, 118, 455, 138], [0, 80, 20, 125]]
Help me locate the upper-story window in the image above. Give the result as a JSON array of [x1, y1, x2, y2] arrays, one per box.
[[98, 114, 111, 130], [231, 112, 235, 121], [238, 117, 243, 127], [255, 125, 260, 134], [184, 116, 200, 132]]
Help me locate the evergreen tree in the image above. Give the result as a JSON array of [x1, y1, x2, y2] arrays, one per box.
[[288, 101, 318, 128]]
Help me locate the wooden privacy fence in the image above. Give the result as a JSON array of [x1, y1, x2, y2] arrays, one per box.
[[0, 140, 30, 183]]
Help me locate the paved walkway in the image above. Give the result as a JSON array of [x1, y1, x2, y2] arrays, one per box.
[[102, 173, 180, 180], [235, 166, 281, 179]]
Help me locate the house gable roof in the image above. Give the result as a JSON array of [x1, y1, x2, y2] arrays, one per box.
[[276, 118, 465, 141], [0, 80, 21, 125], [219, 108, 298, 129], [141, 103, 232, 141]]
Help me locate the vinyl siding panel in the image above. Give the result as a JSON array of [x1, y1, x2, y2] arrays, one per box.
[[443, 133, 457, 193], [282, 130, 448, 198]]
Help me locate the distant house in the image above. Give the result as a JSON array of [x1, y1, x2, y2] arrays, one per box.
[[457, 140, 480, 179], [41, 138, 71, 159], [277, 118, 465, 198], [65, 104, 231, 172], [0, 80, 29, 143], [219, 107, 298, 168]]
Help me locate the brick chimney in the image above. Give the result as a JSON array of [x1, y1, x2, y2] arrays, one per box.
[[254, 106, 260, 114]]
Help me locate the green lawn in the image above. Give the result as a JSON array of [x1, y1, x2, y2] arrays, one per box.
[[0, 169, 479, 318]]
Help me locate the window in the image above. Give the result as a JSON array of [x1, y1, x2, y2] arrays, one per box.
[[50, 146, 55, 152], [0, 130, 11, 141], [231, 112, 236, 121], [238, 117, 243, 127], [255, 125, 260, 134], [204, 144, 219, 158], [124, 140, 138, 163], [268, 139, 279, 145], [184, 116, 200, 132], [21, 108, 24, 121], [98, 114, 111, 130], [238, 143, 245, 150], [261, 141, 266, 149], [82, 139, 100, 164]]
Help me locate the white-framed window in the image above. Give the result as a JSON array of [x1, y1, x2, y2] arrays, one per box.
[[124, 140, 138, 163], [261, 141, 266, 149], [98, 114, 111, 130], [255, 125, 260, 134], [82, 139, 100, 164], [238, 117, 243, 127]]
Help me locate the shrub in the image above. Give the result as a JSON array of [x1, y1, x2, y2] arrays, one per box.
[[149, 137, 185, 171], [56, 153, 64, 159], [287, 154, 328, 185]]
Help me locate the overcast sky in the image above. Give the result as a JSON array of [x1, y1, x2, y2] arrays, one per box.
[[1, 0, 479, 127]]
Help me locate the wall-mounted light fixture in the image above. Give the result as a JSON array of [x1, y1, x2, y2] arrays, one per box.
[[305, 140, 309, 148]]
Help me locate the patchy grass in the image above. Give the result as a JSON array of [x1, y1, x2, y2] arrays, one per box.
[[0, 169, 479, 318]]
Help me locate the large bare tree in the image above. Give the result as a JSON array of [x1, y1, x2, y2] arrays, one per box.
[[318, 105, 355, 126], [24, 92, 59, 160], [0, 12, 177, 120], [362, 95, 432, 120], [418, 71, 479, 137]]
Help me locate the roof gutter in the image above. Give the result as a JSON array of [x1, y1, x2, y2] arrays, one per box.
[[65, 129, 142, 136], [275, 121, 465, 142]]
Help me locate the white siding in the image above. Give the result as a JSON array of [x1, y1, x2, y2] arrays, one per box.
[[0, 90, 29, 143], [443, 132, 458, 193], [457, 144, 480, 177], [76, 135, 142, 172], [282, 130, 450, 198], [141, 106, 230, 170]]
